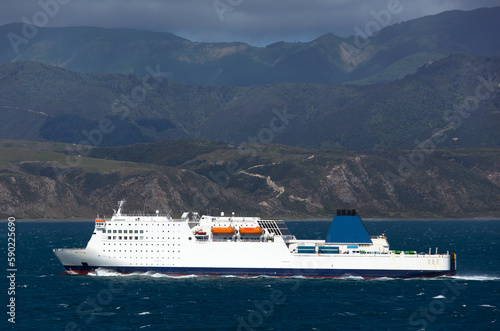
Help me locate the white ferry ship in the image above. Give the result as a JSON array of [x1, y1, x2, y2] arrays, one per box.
[[53, 201, 456, 278]]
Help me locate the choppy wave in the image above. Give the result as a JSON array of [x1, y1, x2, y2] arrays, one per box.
[[78, 268, 500, 282], [148, 272, 197, 279], [339, 275, 365, 280], [450, 275, 500, 281], [83, 271, 465, 281], [370, 277, 395, 281], [89, 269, 199, 278]]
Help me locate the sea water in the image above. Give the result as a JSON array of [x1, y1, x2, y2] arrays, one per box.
[[1, 220, 498, 330]]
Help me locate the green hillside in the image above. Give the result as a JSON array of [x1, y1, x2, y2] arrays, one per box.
[[0, 54, 498, 150], [0, 140, 499, 219]]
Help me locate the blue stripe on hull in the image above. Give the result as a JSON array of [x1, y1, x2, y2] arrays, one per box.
[[64, 265, 454, 278]]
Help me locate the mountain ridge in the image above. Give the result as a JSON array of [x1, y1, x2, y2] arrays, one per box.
[[2, 7, 500, 86]]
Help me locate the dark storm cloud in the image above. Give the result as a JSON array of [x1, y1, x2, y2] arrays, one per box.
[[1, 0, 499, 46]]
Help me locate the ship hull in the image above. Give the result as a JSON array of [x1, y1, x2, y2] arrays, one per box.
[[61, 263, 455, 279], [55, 241, 456, 279]]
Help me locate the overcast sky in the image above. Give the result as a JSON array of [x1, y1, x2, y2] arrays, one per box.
[[1, 0, 499, 46]]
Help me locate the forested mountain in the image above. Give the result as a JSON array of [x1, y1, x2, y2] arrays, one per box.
[[0, 54, 498, 149]]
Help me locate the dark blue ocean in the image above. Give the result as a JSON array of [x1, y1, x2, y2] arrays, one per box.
[[1, 219, 499, 330]]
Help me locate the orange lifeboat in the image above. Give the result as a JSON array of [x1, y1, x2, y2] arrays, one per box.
[[211, 227, 235, 235], [94, 219, 105, 223], [239, 227, 262, 235]]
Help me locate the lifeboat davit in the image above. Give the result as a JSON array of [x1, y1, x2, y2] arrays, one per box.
[[239, 227, 262, 235], [211, 227, 235, 235], [194, 230, 207, 235]]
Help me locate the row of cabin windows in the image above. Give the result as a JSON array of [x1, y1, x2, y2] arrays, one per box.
[[108, 236, 143, 240], [105, 229, 176, 234], [103, 243, 181, 252], [103, 243, 181, 246], [101, 250, 180, 253], [106, 223, 182, 227], [105, 236, 181, 241], [107, 229, 144, 234], [98, 255, 182, 262]]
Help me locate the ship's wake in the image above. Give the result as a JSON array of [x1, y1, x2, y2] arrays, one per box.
[[449, 274, 500, 281], [89, 268, 197, 278], [80, 268, 500, 281]]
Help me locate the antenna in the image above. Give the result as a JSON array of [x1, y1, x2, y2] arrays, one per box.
[[116, 200, 126, 216]]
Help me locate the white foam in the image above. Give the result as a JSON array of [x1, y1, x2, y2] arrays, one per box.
[[67, 270, 90, 276], [342, 275, 365, 280], [289, 275, 307, 279], [90, 269, 199, 278], [432, 295, 446, 299], [371, 277, 394, 281], [145, 272, 197, 279], [479, 304, 496, 308], [138, 312, 151, 315], [451, 275, 500, 281], [92, 269, 123, 277]]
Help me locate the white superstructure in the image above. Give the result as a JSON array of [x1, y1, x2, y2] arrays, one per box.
[[54, 202, 456, 278]]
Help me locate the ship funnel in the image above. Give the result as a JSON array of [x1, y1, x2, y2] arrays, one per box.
[[326, 210, 371, 244]]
